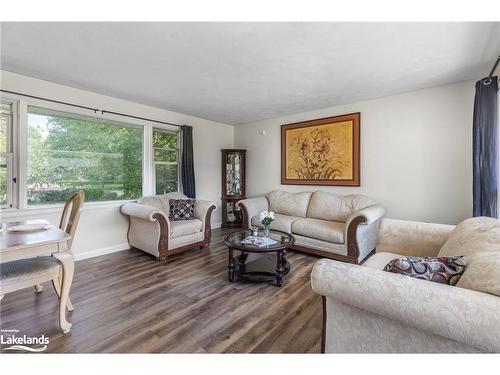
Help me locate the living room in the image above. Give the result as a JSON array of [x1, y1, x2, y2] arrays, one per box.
[[1, 1, 499, 373]]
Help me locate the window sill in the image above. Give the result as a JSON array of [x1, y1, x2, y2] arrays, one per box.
[[0, 199, 137, 219]]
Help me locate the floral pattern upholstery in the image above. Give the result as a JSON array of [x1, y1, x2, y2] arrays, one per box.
[[311, 217, 500, 353]]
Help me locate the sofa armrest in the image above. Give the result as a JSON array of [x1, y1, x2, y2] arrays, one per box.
[[311, 259, 500, 352], [194, 199, 217, 246], [121, 202, 165, 222], [346, 205, 386, 227], [194, 200, 217, 221], [238, 196, 269, 229], [344, 205, 385, 263], [377, 218, 455, 257], [121, 202, 171, 260]]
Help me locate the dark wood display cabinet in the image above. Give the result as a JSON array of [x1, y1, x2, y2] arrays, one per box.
[[221, 149, 246, 228]]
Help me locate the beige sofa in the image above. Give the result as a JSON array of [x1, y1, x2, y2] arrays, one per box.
[[311, 217, 500, 353], [121, 192, 216, 261], [238, 190, 385, 264]]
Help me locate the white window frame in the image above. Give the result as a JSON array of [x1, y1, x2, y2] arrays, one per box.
[[1, 99, 18, 209], [0, 93, 181, 216], [152, 127, 181, 195]]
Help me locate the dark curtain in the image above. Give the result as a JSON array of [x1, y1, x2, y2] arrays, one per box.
[[473, 76, 498, 218], [180, 125, 196, 198]]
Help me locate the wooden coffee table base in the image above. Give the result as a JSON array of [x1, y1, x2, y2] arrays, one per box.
[[228, 248, 290, 287]]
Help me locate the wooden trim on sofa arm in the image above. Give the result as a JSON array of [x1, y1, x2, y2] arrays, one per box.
[[346, 216, 366, 261], [239, 203, 251, 229], [153, 212, 170, 261], [155, 205, 216, 262], [321, 295, 327, 354]]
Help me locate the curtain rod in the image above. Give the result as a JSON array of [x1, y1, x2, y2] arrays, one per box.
[[0, 89, 182, 128], [488, 55, 500, 79], [0, 89, 100, 112], [100, 110, 181, 128]]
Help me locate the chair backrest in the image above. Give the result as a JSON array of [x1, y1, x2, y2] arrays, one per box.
[[59, 191, 85, 249]]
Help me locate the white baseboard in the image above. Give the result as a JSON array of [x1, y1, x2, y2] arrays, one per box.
[[74, 243, 130, 261], [74, 225, 222, 262]]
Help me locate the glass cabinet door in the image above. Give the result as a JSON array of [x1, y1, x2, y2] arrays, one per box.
[[226, 152, 241, 196], [226, 201, 242, 224]]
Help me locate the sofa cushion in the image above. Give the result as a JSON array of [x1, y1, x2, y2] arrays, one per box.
[[169, 199, 195, 221], [293, 234, 346, 255], [140, 193, 188, 213], [363, 252, 403, 270], [266, 190, 312, 218], [169, 219, 203, 239], [139, 195, 166, 211], [307, 191, 376, 222], [159, 192, 188, 209], [438, 217, 500, 258], [291, 218, 345, 244], [251, 213, 300, 233], [383, 256, 467, 286], [457, 252, 500, 296]]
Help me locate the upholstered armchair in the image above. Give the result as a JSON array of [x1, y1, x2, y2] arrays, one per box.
[[311, 217, 500, 353], [121, 192, 216, 261]]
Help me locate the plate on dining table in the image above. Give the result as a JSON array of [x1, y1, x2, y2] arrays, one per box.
[[6, 223, 50, 233]]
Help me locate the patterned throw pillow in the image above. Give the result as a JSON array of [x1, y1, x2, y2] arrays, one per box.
[[169, 199, 195, 221], [383, 256, 467, 286]]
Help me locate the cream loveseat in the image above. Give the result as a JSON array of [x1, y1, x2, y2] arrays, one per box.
[[311, 217, 500, 353], [238, 190, 385, 264], [121, 193, 216, 261]]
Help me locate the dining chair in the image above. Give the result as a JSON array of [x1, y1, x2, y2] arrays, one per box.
[[0, 191, 85, 317]]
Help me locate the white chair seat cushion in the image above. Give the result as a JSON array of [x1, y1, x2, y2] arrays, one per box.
[[363, 252, 403, 270], [251, 214, 301, 233], [292, 218, 345, 244], [1, 256, 60, 282], [169, 219, 203, 239]]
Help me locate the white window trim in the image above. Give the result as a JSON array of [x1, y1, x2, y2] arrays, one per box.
[[0, 93, 182, 214], [1, 97, 19, 209]]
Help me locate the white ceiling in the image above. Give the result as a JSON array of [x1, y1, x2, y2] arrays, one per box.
[[1, 22, 499, 125]]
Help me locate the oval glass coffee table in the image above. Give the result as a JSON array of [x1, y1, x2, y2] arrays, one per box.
[[224, 229, 295, 287]]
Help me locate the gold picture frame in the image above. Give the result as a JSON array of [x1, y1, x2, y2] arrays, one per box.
[[281, 112, 360, 186]]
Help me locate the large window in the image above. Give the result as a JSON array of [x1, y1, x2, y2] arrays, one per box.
[[153, 128, 179, 194], [1, 101, 14, 208], [27, 106, 143, 205]]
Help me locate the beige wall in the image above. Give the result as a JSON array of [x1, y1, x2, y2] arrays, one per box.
[[234, 81, 475, 225], [0, 71, 477, 262], [0, 71, 234, 260]]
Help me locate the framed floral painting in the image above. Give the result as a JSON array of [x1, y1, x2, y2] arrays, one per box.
[[281, 112, 360, 186]]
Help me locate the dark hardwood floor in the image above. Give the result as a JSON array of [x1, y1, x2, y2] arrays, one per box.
[[0, 229, 322, 353]]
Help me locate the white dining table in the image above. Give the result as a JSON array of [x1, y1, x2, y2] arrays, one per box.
[[0, 220, 75, 333]]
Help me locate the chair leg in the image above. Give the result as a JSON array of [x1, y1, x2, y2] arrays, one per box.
[[52, 277, 74, 312], [34, 284, 44, 293], [0, 295, 4, 301]]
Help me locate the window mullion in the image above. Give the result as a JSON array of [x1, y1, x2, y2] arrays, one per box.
[[143, 124, 154, 196], [17, 100, 28, 209]]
